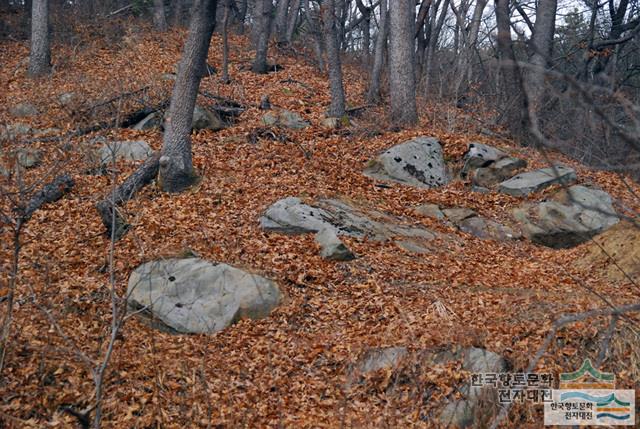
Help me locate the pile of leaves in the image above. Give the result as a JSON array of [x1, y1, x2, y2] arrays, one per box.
[[0, 21, 639, 428]]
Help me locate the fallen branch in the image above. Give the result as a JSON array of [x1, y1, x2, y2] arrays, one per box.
[[23, 174, 75, 220], [489, 302, 640, 429], [96, 153, 160, 240]]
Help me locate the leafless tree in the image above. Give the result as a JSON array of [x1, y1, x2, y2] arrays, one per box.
[[388, 0, 417, 126], [28, 0, 51, 76]]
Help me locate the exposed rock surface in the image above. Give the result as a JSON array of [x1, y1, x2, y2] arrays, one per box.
[[443, 207, 477, 224], [513, 185, 619, 248], [414, 203, 444, 219], [191, 105, 225, 131], [16, 148, 42, 168], [96, 140, 152, 165], [461, 142, 507, 177], [127, 258, 282, 334], [10, 102, 39, 117], [315, 228, 355, 261], [472, 157, 527, 188], [499, 165, 577, 196], [458, 216, 519, 241], [262, 109, 310, 129], [132, 112, 162, 131], [364, 137, 449, 188], [260, 197, 438, 241]]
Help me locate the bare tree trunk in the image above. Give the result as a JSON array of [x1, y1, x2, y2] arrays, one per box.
[[274, 0, 290, 45], [366, 0, 386, 103], [452, 0, 487, 99], [222, 0, 231, 82], [285, 0, 301, 43], [160, 0, 218, 193], [28, 0, 50, 77], [527, 0, 556, 107], [322, 0, 346, 117], [304, 0, 325, 70], [424, 0, 447, 93], [235, 0, 248, 33], [388, 0, 417, 126], [495, 0, 528, 139], [252, 0, 274, 73], [152, 0, 168, 31], [172, 0, 187, 26]]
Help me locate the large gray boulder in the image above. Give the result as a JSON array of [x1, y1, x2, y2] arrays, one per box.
[[260, 197, 438, 241], [458, 216, 519, 241], [97, 140, 152, 165], [364, 137, 449, 188], [498, 165, 577, 196], [513, 185, 619, 248], [127, 258, 282, 334]]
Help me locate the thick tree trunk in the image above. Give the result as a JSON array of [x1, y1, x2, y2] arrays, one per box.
[[235, 0, 248, 33], [321, 0, 346, 117], [452, 0, 487, 99], [28, 0, 50, 77], [388, 0, 417, 126], [366, 0, 387, 103], [424, 0, 447, 93], [274, 0, 290, 45], [152, 0, 168, 31], [160, 0, 218, 193], [527, 0, 556, 108], [252, 0, 274, 73], [285, 0, 301, 43], [172, 0, 186, 26]]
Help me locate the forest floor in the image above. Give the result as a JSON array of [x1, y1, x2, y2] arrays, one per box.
[[1, 20, 639, 428]]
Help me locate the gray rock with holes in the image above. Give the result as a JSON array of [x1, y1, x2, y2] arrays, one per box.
[[127, 258, 282, 334], [364, 137, 449, 188], [499, 165, 577, 196]]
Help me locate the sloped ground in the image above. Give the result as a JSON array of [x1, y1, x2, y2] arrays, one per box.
[[1, 22, 639, 428]]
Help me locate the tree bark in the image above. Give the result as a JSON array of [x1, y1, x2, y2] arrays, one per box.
[[28, 0, 50, 77], [252, 0, 274, 73], [160, 0, 218, 193], [388, 0, 417, 126], [274, 0, 290, 45], [321, 0, 346, 117], [527, 0, 556, 106], [452, 0, 487, 99], [495, 0, 528, 139], [304, 0, 325, 70], [285, 0, 301, 43], [152, 0, 168, 31], [221, 0, 231, 82], [366, 0, 387, 103]]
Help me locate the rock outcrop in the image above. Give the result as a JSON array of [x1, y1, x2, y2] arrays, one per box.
[[127, 258, 282, 334], [364, 137, 449, 188], [498, 165, 577, 197]]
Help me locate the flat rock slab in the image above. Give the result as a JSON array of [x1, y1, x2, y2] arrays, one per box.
[[499, 165, 577, 196], [473, 157, 527, 188], [364, 137, 449, 188], [513, 185, 619, 248], [458, 216, 520, 241], [127, 258, 281, 334], [97, 140, 152, 165], [260, 196, 438, 241]]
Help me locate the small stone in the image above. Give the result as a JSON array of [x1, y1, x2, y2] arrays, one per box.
[[58, 92, 75, 105], [315, 228, 355, 261], [9, 102, 39, 117], [259, 95, 271, 110], [442, 207, 477, 224], [414, 203, 444, 219], [16, 148, 42, 168]]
